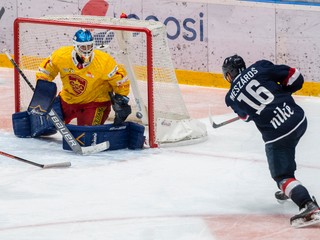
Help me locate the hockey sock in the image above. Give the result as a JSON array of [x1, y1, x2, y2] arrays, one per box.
[[291, 186, 313, 209], [280, 178, 313, 209]]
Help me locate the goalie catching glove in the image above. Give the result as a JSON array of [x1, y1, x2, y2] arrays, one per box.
[[109, 92, 132, 125]]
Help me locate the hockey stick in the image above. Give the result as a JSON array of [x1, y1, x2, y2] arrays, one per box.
[[209, 115, 240, 128], [3, 49, 109, 155], [208, 106, 240, 128], [0, 150, 71, 169]]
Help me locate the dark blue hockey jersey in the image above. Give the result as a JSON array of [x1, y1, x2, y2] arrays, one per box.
[[225, 60, 305, 143]]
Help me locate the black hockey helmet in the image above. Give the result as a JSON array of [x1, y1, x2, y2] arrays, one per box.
[[222, 55, 246, 82]]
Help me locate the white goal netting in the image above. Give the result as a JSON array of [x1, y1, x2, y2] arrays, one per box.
[[14, 16, 207, 147]]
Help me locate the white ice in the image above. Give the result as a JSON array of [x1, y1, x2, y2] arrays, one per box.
[[0, 68, 320, 239]]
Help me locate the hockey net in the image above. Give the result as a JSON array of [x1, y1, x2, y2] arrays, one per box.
[[13, 16, 207, 147]]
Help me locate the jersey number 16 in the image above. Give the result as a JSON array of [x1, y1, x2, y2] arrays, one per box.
[[237, 79, 274, 115]]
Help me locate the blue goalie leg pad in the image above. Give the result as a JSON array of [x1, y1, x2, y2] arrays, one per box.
[[12, 111, 32, 138], [128, 122, 145, 149], [12, 112, 57, 138], [29, 96, 64, 137], [29, 96, 63, 137], [30, 114, 57, 137], [12, 97, 64, 138], [12, 111, 57, 138], [62, 122, 145, 151], [63, 124, 129, 151]]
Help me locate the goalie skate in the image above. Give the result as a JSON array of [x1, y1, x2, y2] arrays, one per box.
[[290, 197, 320, 228]]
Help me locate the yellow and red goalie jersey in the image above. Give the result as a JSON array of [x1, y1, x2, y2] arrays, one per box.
[[36, 46, 130, 104]]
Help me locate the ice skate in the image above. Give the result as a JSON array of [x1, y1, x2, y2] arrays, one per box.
[[290, 197, 320, 228], [275, 191, 289, 204]]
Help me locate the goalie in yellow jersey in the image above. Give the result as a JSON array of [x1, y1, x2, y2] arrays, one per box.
[[35, 28, 131, 126]]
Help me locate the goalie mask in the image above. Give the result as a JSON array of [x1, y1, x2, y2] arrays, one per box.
[[73, 29, 94, 63], [222, 54, 246, 82]]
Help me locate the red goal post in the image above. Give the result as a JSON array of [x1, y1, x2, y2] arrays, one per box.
[[13, 16, 207, 148]]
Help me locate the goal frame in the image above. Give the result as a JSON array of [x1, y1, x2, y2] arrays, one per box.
[[13, 17, 158, 147]]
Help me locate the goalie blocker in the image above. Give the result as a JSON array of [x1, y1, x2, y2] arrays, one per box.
[[28, 79, 57, 115]]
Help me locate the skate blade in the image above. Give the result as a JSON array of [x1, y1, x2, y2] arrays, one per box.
[[277, 199, 290, 204], [291, 211, 320, 228]]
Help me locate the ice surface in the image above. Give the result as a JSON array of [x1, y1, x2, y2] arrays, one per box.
[[0, 68, 319, 239]]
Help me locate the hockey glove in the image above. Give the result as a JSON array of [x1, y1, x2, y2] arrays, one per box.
[[109, 92, 132, 125], [28, 79, 57, 116], [236, 110, 252, 122]]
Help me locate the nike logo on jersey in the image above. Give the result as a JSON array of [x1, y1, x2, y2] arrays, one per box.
[[270, 102, 294, 129]]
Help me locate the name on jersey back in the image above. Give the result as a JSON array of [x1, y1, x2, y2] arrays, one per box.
[[230, 67, 258, 101]]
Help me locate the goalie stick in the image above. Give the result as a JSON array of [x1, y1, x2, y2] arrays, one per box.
[[0, 150, 71, 169], [3, 49, 109, 155]]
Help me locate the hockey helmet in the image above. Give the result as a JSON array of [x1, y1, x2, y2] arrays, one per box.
[[73, 29, 94, 63], [222, 55, 246, 82]]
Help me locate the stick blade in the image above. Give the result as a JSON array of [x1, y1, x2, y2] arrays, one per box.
[[80, 141, 110, 155], [208, 106, 220, 128], [208, 114, 224, 128], [42, 162, 71, 169], [208, 114, 217, 128]]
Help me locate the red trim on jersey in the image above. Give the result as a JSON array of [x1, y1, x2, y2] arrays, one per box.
[[43, 59, 51, 69], [283, 68, 296, 86]]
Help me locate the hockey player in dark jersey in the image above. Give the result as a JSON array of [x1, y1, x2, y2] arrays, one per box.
[[222, 54, 320, 228]]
